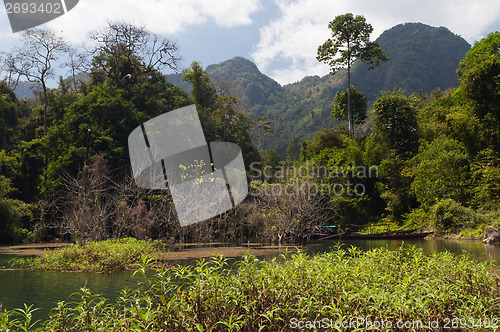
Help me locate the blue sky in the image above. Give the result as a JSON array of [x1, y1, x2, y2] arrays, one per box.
[[1, 0, 499, 86]]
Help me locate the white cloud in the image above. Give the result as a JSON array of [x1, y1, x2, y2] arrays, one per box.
[[2, 0, 499, 86], [252, 0, 500, 85], [44, 0, 261, 44]]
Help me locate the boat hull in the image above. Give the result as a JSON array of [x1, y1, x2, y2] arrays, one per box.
[[339, 232, 433, 240]]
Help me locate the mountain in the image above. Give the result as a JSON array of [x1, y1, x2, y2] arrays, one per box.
[[166, 57, 283, 117], [13, 81, 38, 99], [206, 57, 282, 116], [351, 23, 471, 99], [175, 23, 470, 155]]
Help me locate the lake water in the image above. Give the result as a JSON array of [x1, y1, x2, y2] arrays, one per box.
[[0, 238, 499, 323]]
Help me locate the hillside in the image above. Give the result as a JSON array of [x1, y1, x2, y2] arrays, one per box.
[[206, 57, 283, 116], [12, 23, 470, 156], [351, 23, 471, 99], [13, 81, 38, 99], [180, 23, 470, 155]]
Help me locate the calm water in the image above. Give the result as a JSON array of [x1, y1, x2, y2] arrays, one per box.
[[0, 239, 499, 322]]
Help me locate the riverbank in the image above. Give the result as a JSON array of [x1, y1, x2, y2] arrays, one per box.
[[7, 238, 162, 272], [5, 238, 303, 272], [0, 243, 71, 256], [4, 235, 500, 273], [1, 245, 498, 331]]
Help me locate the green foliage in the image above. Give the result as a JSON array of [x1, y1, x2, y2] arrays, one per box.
[[431, 199, 486, 235], [44, 85, 139, 187], [15, 139, 44, 201], [372, 90, 419, 157], [411, 137, 470, 207], [418, 93, 484, 156], [470, 149, 500, 211], [332, 85, 367, 124], [2, 247, 498, 330], [182, 61, 217, 110], [378, 154, 416, 222], [261, 149, 280, 169], [458, 32, 500, 151], [286, 136, 301, 161], [403, 207, 432, 229], [0, 92, 18, 150], [0, 150, 33, 242], [127, 71, 191, 118], [403, 201, 498, 237], [9, 238, 162, 272], [300, 128, 345, 161], [317, 13, 388, 74]]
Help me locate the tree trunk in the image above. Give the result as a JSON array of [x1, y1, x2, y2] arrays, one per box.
[[43, 83, 47, 137], [347, 62, 353, 138], [346, 39, 354, 139], [42, 82, 48, 179]]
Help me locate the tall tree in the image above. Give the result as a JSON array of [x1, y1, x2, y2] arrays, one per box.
[[65, 47, 88, 96], [317, 13, 388, 137], [6, 29, 68, 136]]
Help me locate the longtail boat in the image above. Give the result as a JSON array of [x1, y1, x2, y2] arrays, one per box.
[[320, 229, 432, 240]]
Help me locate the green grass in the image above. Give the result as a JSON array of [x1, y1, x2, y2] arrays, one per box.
[[2, 245, 499, 331], [8, 238, 162, 273]]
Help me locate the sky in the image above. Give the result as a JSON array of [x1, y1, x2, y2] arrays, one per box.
[[0, 0, 499, 86]]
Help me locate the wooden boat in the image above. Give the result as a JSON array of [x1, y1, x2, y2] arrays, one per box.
[[339, 231, 433, 240], [320, 229, 432, 240]]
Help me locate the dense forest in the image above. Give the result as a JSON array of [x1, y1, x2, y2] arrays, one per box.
[[0, 21, 499, 245]]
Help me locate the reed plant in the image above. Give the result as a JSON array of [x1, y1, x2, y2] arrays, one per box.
[[2, 245, 499, 331]]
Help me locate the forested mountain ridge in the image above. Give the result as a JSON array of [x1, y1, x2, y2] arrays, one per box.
[[351, 23, 472, 99], [13, 23, 469, 156], [166, 23, 470, 155]]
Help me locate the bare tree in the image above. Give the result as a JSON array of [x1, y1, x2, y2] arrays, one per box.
[[112, 173, 178, 240], [0, 53, 21, 89], [60, 156, 114, 242], [6, 29, 68, 136], [65, 47, 89, 96], [90, 22, 180, 87], [254, 180, 332, 245]]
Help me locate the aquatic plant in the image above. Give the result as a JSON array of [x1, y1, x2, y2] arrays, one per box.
[[2, 245, 499, 331]]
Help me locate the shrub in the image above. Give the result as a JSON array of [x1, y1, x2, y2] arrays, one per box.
[[431, 199, 485, 235], [9, 238, 162, 272]]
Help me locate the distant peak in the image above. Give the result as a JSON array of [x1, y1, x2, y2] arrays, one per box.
[[207, 56, 259, 72]]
